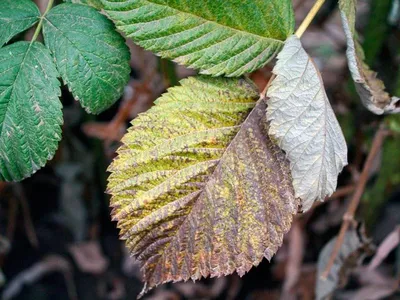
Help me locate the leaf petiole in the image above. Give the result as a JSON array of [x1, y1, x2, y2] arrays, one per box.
[[31, 0, 54, 43], [295, 0, 326, 38], [262, 0, 326, 98]]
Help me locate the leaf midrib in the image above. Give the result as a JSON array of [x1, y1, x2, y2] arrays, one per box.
[[0, 44, 31, 139], [0, 43, 42, 179], [115, 0, 286, 45], [130, 99, 261, 273]]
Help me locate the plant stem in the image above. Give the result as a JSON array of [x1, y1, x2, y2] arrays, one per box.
[[295, 0, 326, 38], [31, 0, 54, 43], [321, 124, 389, 279]]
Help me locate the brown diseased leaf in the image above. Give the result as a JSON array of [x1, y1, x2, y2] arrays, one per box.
[[316, 226, 374, 300], [339, 0, 400, 115], [107, 76, 298, 297]]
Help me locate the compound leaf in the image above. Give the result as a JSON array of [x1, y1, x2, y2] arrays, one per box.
[[267, 36, 348, 211], [102, 0, 295, 77], [43, 3, 130, 114], [0, 42, 62, 181], [108, 76, 299, 296], [339, 0, 400, 114], [0, 0, 40, 48]]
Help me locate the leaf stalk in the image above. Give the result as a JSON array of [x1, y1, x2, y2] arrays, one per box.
[[31, 0, 54, 43], [262, 0, 327, 98], [295, 0, 326, 38]]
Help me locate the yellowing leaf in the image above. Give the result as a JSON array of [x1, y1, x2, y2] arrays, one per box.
[[267, 36, 348, 211], [108, 76, 299, 296], [339, 0, 400, 115]]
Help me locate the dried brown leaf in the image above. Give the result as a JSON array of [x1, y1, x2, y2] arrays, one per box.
[[339, 0, 400, 114]]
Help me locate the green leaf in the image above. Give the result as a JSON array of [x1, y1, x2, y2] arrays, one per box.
[[108, 76, 298, 296], [42, 3, 130, 114], [63, 0, 104, 10], [267, 36, 348, 211], [339, 0, 400, 114], [102, 0, 295, 77], [0, 42, 62, 181], [0, 0, 40, 48]]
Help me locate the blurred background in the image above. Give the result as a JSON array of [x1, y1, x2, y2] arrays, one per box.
[[1, 0, 400, 299]]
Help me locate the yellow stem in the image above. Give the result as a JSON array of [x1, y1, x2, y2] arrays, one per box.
[[295, 0, 326, 38]]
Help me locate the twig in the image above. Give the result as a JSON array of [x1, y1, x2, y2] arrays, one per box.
[[368, 226, 400, 271], [300, 185, 356, 222], [328, 185, 355, 200], [321, 125, 389, 279]]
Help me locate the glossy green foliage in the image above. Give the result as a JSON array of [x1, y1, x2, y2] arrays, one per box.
[[108, 76, 298, 295], [0, 1, 130, 181], [0, 0, 40, 47], [0, 42, 62, 181], [102, 0, 295, 76], [43, 4, 130, 114]]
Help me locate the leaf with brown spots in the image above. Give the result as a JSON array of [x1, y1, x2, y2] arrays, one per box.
[[107, 76, 298, 297]]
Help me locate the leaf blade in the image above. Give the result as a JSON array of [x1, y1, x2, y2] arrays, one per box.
[[63, 0, 104, 10], [102, 0, 295, 77], [267, 36, 348, 211], [0, 0, 40, 48], [0, 42, 62, 181], [339, 0, 400, 115], [108, 76, 298, 295], [43, 3, 130, 114]]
